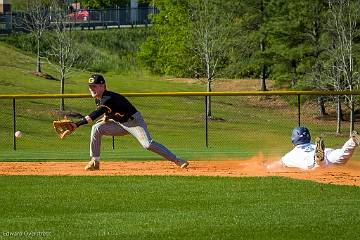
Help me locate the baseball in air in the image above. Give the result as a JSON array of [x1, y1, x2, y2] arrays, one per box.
[[15, 131, 23, 138]]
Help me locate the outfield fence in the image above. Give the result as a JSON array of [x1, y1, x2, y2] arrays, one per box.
[[0, 91, 359, 161]]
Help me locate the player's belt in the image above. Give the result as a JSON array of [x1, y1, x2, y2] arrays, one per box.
[[118, 113, 136, 123]]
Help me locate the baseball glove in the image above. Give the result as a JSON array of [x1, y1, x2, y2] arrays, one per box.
[[53, 119, 76, 139]]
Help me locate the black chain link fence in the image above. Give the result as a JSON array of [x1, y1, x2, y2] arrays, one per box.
[[1, 7, 158, 34], [0, 92, 359, 161]]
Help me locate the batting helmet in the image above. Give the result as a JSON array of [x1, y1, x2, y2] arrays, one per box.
[[291, 126, 311, 146]]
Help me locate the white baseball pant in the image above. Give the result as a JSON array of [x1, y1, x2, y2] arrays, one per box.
[[325, 137, 357, 165]]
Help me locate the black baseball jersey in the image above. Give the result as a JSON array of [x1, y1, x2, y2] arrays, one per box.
[[76, 90, 138, 126]]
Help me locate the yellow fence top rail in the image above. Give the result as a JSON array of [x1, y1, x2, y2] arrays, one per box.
[[1, 90, 360, 99]]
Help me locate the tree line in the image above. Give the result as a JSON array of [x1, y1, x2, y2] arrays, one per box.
[[137, 0, 360, 132], [11, 0, 153, 10], [4, 0, 360, 133], [139, 0, 360, 90]]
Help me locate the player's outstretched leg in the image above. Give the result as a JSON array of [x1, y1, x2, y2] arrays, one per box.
[[122, 112, 189, 169], [147, 141, 189, 168], [314, 137, 325, 163]]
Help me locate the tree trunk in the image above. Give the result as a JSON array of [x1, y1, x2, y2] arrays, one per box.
[[290, 60, 297, 87], [349, 95, 355, 134], [206, 53, 212, 118], [336, 96, 342, 134], [317, 97, 327, 117], [259, 39, 267, 91], [207, 79, 212, 117], [60, 69, 65, 111], [260, 65, 267, 91], [36, 35, 41, 73]]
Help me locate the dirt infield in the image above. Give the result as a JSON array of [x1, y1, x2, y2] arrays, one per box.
[[1, 157, 360, 186]]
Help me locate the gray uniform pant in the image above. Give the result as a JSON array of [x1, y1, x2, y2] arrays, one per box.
[[90, 112, 183, 165]]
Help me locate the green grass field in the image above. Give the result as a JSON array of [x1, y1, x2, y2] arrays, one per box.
[[0, 176, 359, 240], [1, 38, 360, 240]]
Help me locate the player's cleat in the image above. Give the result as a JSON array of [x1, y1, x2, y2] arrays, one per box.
[[175, 158, 189, 169], [351, 131, 360, 146], [314, 137, 325, 162], [85, 159, 100, 171], [180, 161, 189, 169]]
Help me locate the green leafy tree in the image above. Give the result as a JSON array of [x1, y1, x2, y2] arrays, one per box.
[[225, 0, 273, 91], [137, 0, 192, 76], [138, 0, 235, 118], [282, 0, 329, 116], [266, 0, 305, 87], [265, 0, 327, 88], [298, 0, 329, 116], [264, 0, 337, 118]]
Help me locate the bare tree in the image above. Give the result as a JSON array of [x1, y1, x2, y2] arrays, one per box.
[[188, 0, 234, 118], [326, 0, 360, 134], [324, 51, 344, 133], [46, 0, 82, 111], [15, 0, 52, 73]]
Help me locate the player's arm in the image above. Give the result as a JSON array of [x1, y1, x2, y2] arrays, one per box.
[[75, 106, 109, 127]]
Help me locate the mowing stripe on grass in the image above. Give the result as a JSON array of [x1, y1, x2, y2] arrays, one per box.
[[0, 176, 359, 240]]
